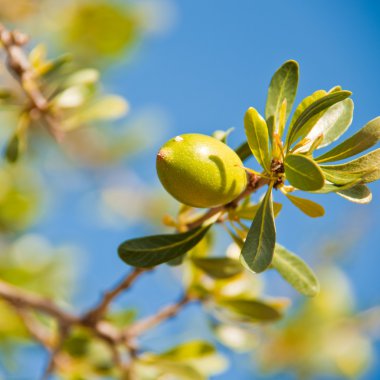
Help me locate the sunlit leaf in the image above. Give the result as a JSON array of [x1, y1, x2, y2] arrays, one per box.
[[286, 91, 352, 149], [65, 68, 100, 87], [315, 117, 380, 163], [191, 257, 243, 279], [337, 184, 372, 204], [320, 148, 380, 183], [272, 244, 319, 296], [158, 341, 215, 360], [278, 99, 288, 138], [138, 358, 205, 380], [265, 60, 299, 130], [312, 180, 361, 194], [139, 341, 225, 379], [217, 297, 282, 322], [244, 107, 271, 171], [63, 95, 128, 130], [64, 2, 139, 61], [212, 128, 234, 143], [320, 168, 366, 186], [285, 193, 325, 218], [241, 186, 276, 273], [53, 85, 90, 109], [235, 201, 282, 220], [105, 309, 137, 328], [38, 54, 72, 78], [284, 154, 325, 191], [304, 98, 354, 149], [287, 89, 327, 143], [214, 324, 258, 352], [118, 226, 211, 267]]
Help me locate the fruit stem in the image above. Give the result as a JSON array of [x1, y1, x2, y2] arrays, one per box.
[[186, 173, 269, 230]]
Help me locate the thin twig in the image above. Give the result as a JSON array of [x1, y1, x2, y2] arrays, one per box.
[[82, 268, 147, 325], [186, 173, 269, 230], [125, 293, 193, 338], [0, 24, 64, 141], [41, 324, 70, 380], [13, 306, 54, 348], [0, 280, 78, 325]]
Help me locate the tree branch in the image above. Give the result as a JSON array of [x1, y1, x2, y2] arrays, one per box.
[[125, 293, 193, 338], [0, 280, 78, 325], [82, 268, 147, 325], [0, 23, 64, 141], [186, 172, 269, 230]]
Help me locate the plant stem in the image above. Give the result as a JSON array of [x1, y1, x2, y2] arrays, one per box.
[[82, 268, 147, 325], [0, 24, 64, 141], [125, 293, 193, 338], [186, 173, 269, 230]]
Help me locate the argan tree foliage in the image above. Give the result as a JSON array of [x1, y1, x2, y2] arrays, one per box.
[[0, 2, 379, 380]]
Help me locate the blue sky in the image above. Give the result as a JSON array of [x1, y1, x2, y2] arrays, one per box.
[[14, 0, 380, 378]]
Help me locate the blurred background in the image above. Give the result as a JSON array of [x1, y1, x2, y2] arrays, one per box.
[[0, 0, 379, 379]]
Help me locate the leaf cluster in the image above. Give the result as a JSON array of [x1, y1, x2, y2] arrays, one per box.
[[117, 59, 380, 302]]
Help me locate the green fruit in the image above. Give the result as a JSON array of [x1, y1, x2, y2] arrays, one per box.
[[156, 134, 247, 208]]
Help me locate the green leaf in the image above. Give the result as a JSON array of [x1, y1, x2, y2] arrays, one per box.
[[287, 90, 327, 150], [315, 117, 380, 163], [105, 309, 137, 328], [286, 90, 352, 148], [235, 201, 282, 220], [285, 194, 325, 218], [139, 358, 205, 380], [235, 141, 251, 161], [241, 186, 276, 273], [288, 90, 327, 131], [337, 184, 372, 204], [284, 154, 325, 191], [65, 68, 100, 87], [212, 128, 234, 143], [5, 135, 20, 163], [159, 341, 215, 360], [303, 98, 354, 149], [217, 297, 282, 322], [320, 168, 368, 185], [118, 226, 211, 268], [191, 257, 243, 279], [244, 107, 271, 171], [272, 244, 320, 297], [139, 341, 226, 379], [311, 180, 362, 194], [265, 60, 299, 127], [38, 54, 72, 78], [63, 95, 128, 130], [320, 148, 380, 183]]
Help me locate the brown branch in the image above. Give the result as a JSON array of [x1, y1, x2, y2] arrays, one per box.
[[0, 279, 122, 344], [13, 306, 54, 348], [82, 268, 147, 325], [41, 324, 70, 380], [186, 172, 269, 230], [125, 293, 193, 338], [0, 24, 64, 141], [0, 280, 78, 325]]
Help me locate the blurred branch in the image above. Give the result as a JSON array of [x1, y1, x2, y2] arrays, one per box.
[[125, 293, 194, 338], [13, 305, 54, 348], [0, 279, 78, 325], [83, 268, 148, 325], [0, 24, 63, 140], [41, 325, 70, 380]]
